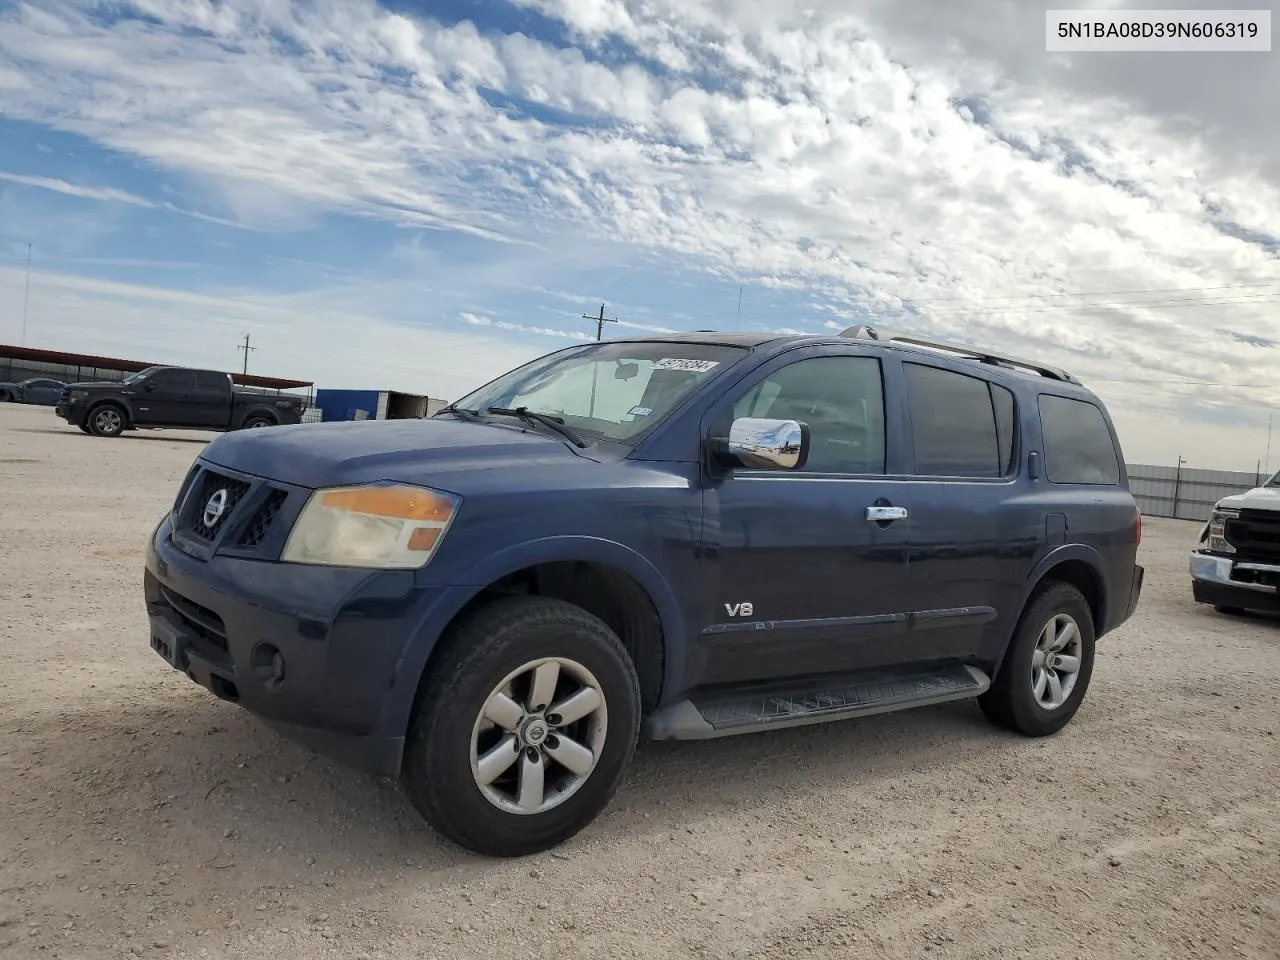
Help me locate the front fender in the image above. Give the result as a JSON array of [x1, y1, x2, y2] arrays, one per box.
[[454, 536, 686, 667], [88, 395, 136, 420], [379, 536, 686, 739]]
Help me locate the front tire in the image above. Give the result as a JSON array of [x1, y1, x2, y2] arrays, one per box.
[[979, 581, 1095, 737], [403, 596, 641, 857], [87, 404, 126, 438]]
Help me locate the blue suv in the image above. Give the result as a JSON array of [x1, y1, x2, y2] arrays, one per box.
[[143, 326, 1144, 856]]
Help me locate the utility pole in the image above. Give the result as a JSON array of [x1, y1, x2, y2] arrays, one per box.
[[581, 303, 619, 419], [582, 303, 618, 341], [237, 333, 256, 375], [21, 242, 31, 346], [1266, 412, 1274, 477], [1173, 454, 1187, 520]]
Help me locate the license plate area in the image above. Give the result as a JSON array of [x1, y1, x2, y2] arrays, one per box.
[[149, 613, 188, 669]]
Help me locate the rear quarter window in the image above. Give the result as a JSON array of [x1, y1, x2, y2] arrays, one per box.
[[1037, 394, 1120, 484]]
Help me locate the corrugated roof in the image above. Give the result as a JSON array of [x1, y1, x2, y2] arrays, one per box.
[[0, 343, 313, 390]]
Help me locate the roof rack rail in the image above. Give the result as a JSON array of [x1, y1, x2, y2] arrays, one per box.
[[838, 325, 1077, 383]]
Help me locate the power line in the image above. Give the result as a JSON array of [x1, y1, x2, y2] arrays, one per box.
[[897, 293, 1280, 319], [899, 280, 1280, 304], [1085, 376, 1276, 387]]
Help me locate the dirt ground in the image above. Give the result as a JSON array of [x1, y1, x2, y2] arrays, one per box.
[[1, 401, 1278, 960]]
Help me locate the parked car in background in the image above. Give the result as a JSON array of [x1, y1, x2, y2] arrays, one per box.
[[55, 365, 307, 437], [1189, 474, 1280, 615], [143, 326, 1144, 857], [0, 377, 68, 405]]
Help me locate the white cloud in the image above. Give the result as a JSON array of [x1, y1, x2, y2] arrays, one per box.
[[0, 168, 252, 229], [0, 171, 154, 206], [463, 310, 593, 341], [0, 0, 1278, 467]]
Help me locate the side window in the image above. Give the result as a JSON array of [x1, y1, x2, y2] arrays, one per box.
[[195, 371, 228, 393], [1038, 394, 1120, 484], [904, 363, 1010, 478], [730, 355, 886, 474], [150, 369, 194, 392]]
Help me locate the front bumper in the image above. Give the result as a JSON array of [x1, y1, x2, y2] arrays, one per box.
[[144, 515, 463, 776], [1188, 551, 1280, 613], [54, 401, 82, 424]]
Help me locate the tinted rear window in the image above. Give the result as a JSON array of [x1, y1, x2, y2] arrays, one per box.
[[1038, 394, 1120, 484]]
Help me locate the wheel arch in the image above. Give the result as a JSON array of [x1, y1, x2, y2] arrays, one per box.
[[992, 546, 1108, 681], [236, 406, 280, 428], [388, 538, 683, 759], [85, 397, 131, 428]]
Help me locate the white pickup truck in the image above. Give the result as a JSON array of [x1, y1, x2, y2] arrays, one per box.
[[1189, 475, 1280, 615]]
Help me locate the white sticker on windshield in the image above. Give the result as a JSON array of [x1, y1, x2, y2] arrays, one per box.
[[628, 405, 653, 417], [652, 358, 720, 373]]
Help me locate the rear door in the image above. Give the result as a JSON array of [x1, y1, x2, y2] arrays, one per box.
[[190, 370, 233, 427], [899, 360, 1032, 664], [696, 344, 916, 686]]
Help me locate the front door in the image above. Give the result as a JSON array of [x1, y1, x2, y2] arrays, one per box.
[[132, 368, 195, 424], [696, 346, 914, 687]]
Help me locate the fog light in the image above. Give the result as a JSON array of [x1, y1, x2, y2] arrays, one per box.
[[250, 642, 286, 690]]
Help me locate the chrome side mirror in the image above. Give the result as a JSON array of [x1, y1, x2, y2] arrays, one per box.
[[725, 417, 810, 470]]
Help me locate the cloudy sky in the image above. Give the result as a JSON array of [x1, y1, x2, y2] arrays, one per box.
[[0, 0, 1277, 470]]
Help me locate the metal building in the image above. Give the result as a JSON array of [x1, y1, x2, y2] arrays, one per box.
[[312, 388, 449, 422]]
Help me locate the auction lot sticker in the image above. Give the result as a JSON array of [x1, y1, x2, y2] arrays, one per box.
[[653, 358, 721, 373], [1046, 9, 1271, 51]]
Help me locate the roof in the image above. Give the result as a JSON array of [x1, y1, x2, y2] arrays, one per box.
[[0, 343, 313, 390], [609, 331, 787, 347], [610, 326, 1078, 385]]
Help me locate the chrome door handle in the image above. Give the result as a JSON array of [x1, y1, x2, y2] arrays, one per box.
[[866, 505, 908, 522]]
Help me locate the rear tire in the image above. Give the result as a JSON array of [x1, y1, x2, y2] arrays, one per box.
[[979, 581, 1095, 737], [241, 415, 275, 429], [87, 404, 126, 438], [403, 595, 641, 858], [1214, 605, 1247, 616]]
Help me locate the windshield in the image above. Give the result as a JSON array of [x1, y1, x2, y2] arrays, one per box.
[[446, 341, 748, 444], [1267, 470, 1280, 488], [120, 367, 161, 385]]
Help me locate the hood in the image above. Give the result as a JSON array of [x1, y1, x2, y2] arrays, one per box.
[[199, 416, 595, 489], [65, 380, 128, 391], [1217, 485, 1280, 512]]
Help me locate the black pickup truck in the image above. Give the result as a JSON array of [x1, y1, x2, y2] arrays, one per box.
[[55, 365, 307, 437]]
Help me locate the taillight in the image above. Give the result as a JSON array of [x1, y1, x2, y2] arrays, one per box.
[[1135, 509, 1143, 546]]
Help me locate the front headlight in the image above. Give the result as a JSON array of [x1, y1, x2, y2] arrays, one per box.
[[1207, 506, 1239, 554], [281, 483, 460, 569], [70, 389, 88, 401]]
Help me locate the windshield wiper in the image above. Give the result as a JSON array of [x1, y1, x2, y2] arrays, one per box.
[[486, 406, 587, 448], [434, 404, 480, 421]]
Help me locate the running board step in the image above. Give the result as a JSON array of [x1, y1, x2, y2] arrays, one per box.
[[642, 664, 990, 741]]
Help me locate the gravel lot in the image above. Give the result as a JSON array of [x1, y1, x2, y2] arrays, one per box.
[[2, 401, 1279, 960]]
